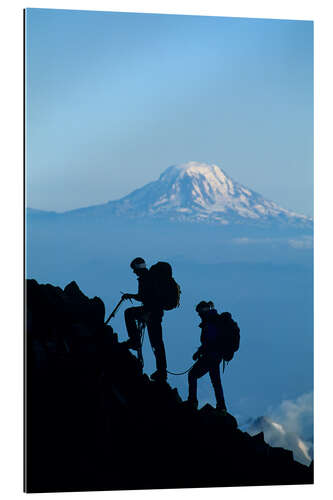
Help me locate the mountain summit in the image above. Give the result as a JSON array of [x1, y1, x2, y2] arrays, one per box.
[[61, 161, 312, 226]]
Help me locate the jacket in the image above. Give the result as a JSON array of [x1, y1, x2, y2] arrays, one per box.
[[137, 269, 161, 312], [198, 309, 221, 358]]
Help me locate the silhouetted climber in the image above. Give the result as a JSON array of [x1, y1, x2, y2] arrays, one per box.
[[122, 257, 168, 382], [186, 301, 227, 414]]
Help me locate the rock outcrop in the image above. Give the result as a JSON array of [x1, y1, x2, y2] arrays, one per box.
[[25, 279, 313, 493]]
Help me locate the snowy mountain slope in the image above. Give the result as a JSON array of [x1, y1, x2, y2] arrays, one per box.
[[73, 162, 311, 226], [245, 416, 312, 466], [32, 161, 312, 227], [116, 162, 298, 217]]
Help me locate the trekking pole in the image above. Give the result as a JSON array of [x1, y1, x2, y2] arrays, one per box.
[[105, 295, 127, 325]]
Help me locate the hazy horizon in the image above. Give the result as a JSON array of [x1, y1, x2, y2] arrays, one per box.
[[25, 8, 314, 465], [26, 212, 313, 456], [25, 9, 313, 216], [27, 160, 314, 218]]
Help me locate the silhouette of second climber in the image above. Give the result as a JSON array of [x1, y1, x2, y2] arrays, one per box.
[[122, 257, 167, 382], [187, 301, 227, 413]]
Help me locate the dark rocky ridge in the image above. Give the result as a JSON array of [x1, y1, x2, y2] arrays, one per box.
[[25, 279, 313, 493]]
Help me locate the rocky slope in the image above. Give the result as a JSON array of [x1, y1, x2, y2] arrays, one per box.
[[25, 279, 313, 493]]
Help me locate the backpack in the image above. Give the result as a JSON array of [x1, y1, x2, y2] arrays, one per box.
[[215, 312, 240, 362], [148, 262, 181, 311]]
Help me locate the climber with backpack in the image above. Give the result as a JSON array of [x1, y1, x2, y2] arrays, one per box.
[[122, 257, 181, 382], [186, 300, 240, 414]]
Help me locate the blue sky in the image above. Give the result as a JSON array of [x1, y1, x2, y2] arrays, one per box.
[[26, 8, 313, 216]]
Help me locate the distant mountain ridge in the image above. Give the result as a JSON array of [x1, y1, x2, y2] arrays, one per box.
[[245, 416, 312, 466], [28, 162, 313, 227]]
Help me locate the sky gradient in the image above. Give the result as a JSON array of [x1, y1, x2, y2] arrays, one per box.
[[25, 9, 313, 216]]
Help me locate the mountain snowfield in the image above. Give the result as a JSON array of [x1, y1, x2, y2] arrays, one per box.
[[70, 161, 312, 226], [245, 416, 312, 466]]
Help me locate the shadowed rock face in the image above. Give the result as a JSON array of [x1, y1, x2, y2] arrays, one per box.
[[25, 279, 313, 493]]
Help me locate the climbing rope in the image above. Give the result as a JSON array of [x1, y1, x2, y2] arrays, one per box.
[[106, 296, 195, 376], [167, 364, 194, 376], [136, 320, 193, 375], [138, 321, 145, 347], [137, 320, 145, 369]]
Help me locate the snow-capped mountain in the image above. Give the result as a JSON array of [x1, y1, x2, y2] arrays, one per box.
[[50, 161, 312, 227], [245, 416, 312, 466]]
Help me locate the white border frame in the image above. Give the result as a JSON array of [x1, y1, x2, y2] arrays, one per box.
[[1, 1, 332, 499]]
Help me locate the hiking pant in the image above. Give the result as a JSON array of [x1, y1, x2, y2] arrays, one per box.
[[124, 306, 167, 373], [188, 354, 226, 409]]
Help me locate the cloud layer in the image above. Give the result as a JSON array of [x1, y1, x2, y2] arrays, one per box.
[[268, 392, 313, 463]]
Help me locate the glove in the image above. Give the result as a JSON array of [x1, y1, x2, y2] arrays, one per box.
[[192, 350, 199, 361], [122, 293, 132, 300]]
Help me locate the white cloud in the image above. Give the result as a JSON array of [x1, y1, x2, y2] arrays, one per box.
[[233, 237, 251, 244], [242, 392, 314, 465], [270, 391, 313, 436], [232, 235, 313, 249], [268, 392, 314, 463], [288, 236, 313, 249], [232, 237, 277, 245]]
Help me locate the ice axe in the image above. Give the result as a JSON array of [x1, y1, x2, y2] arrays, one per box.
[[105, 293, 132, 325]]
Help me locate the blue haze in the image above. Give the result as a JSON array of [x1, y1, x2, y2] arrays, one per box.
[[26, 214, 313, 421], [26, 9, 313, 216], [25, 9, 313, 447]]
